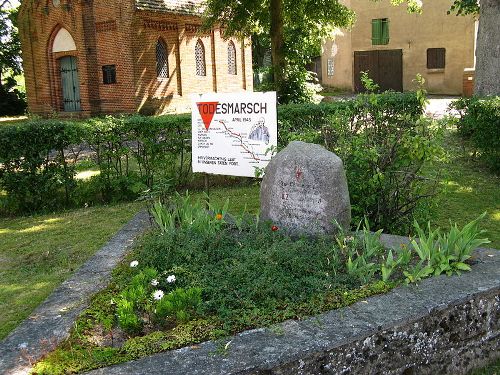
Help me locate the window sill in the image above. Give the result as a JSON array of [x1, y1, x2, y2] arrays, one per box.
[[427, 69, 445, 74]]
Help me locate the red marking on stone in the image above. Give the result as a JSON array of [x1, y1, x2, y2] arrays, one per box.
[[196, 101, 219, 130], [295, 167, 303, 181]]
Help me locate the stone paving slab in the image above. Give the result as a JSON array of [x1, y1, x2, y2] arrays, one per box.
[[0, 211, 151, 375], [85, 246, 499, 375]]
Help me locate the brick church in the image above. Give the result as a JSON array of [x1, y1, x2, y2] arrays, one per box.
[[18, 0, 253, 116]]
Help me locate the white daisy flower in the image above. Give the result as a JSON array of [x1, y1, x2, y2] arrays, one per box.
[[151, 279, 159, 287], [166, 275, 176, 283], [129, 260, 139, 268], [153, 290, 164, 300]]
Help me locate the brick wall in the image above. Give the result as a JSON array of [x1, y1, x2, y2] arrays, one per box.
[[133, 11, 253, 115], [18, 0, 253, 116], [19, 0, 96, 116]]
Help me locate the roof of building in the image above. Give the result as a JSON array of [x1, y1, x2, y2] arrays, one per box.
[[135, 0, 205, 14]]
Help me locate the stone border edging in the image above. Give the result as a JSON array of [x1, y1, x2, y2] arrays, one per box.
[[0, 210, 151, 375], [84, 241, 499, 375]]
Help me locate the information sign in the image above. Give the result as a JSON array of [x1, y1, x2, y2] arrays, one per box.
[[191, 92, 277, 177]]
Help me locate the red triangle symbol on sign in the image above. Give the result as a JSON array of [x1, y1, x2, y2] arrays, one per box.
[[196, 102, 219, 130]]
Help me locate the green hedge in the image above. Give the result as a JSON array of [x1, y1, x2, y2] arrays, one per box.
[[80, 114, 191, 203], [0, 115, 191, 213], [451, 96, 500, 172], [0, 120, 82, 212], [277, 91, 423, 148], [0, 92, 439, 234]]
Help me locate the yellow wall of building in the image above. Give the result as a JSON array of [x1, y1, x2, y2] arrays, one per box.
[[322, 0, 476, 94]]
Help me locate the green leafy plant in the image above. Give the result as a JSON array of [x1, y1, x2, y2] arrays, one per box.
[[436, 212, 491, 272], [116, 265, 202, 333], [335, 219, 386, 284], [360, 71, 380, 92], [404, 213, 489, 283], [151, 192, 230, 235], [381, 249, 402, 282], [450, 96, 500, 172], [0, 113, 192, 214], [403, 262, 434, 284], [0, 120, 83, 213], [155, 287, 202, 323], [116, 299, 142, 334]]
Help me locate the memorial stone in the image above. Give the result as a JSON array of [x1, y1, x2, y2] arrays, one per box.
[[260, 141, 351, 236]]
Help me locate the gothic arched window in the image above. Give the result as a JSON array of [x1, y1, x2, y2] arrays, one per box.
[[227, 41, 237, 75], [156, 39, 169, 78], [195, 39, 206, 76]]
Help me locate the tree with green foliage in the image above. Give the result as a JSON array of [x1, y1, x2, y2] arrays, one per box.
[[0, 0, 25, 115], [203, 0, 498, 100], [202, 0, 355, 103], [0, 0, 21, 87]]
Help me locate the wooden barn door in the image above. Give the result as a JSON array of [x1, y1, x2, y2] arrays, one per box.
[[354, 51, 378, 92], [59, 56, 81, 112], [354, 50, 402, 92]]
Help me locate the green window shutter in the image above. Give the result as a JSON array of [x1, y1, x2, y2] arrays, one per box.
[[381, 19, 390, 44], [372, 19, 381, 45], [372, 19, 389, 45]]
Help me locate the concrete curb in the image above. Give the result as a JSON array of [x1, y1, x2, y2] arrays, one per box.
[[0, 210, 151, 375]]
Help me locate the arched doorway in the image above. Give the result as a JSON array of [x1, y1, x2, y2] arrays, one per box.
[[51, 27, 81, 112]]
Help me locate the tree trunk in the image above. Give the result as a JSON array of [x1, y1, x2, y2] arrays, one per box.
[[474, 0, 500, 96], [269, 0, 285, 95]]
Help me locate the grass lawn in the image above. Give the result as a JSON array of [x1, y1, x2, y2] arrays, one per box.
[[192, 184, 260, 214], [0, 202, 143, 340], [432, 129, 500, 248], [0, 116, 28, 126]]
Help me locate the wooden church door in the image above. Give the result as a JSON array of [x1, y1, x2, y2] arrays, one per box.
[[59, 56, 81, 112]]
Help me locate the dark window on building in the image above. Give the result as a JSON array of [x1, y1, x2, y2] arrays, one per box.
[[427, 48, 446, 69], [372, 18, 389, 45], [156, 39, 169, 78], [102, 65, 116, 84], [195, 39, 206, 76], [227, 41, 237, 75]]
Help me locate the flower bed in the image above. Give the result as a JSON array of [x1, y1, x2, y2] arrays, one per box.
[[32, 194, 489, 374]]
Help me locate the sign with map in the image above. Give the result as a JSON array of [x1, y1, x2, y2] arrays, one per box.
[[191, 92, 277, 177]]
